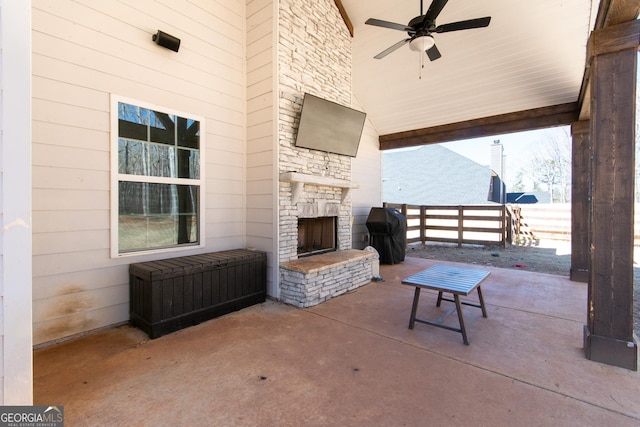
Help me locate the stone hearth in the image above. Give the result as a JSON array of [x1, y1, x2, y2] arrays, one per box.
[[280, 249, 378, 308]]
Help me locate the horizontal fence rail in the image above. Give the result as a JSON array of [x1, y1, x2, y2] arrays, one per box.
[[517, 204, 570, 240], [384, 203, 510, 247], [383, 203, 640, 248]]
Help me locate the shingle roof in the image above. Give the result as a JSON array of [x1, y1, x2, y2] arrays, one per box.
[[383, 145, 494, 205]]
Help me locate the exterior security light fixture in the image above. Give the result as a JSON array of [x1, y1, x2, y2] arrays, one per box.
[[153, 30, 180, 52]]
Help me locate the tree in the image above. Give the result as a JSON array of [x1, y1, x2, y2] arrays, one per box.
[[512, 128, 572, 203], [511, 170, 526, 192], [535, 128, 571, 202]]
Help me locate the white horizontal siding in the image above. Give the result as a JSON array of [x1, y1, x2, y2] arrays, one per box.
[[351, 99, 382, 249], [32, 0, 247, 344], [32, 210, 110, 233], [33, 265, 128, 300], [33, 144, 109, 171], [246, 0, 277, 296], [32, 122, 109, 151], [33, 189, 110, 211], [33, 284, 128, 324], [33, 303, 128, 345], [246, 164, 274, 181], [33, 230, 110, 256], [34, 2, 245, 80], [33, 167, 110, 191]]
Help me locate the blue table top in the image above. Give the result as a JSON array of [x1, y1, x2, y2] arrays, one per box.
[[401, 264, 490, 295]]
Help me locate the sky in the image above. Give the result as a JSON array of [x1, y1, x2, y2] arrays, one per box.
[[386, 125, 571, 191], [441, 126, 571, 189]]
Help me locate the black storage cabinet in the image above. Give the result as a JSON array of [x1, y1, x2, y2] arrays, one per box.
[[366, 207, 407, 264], [129, 249, 267, 338]]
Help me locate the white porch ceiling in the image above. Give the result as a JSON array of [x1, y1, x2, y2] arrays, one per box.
[[341, 0, 599, 136]]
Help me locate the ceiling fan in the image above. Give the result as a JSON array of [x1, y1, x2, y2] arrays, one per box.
[[365, 0, 491, 61]]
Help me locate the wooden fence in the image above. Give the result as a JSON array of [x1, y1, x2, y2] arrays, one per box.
[[382, 203, 640, 247], [383, 203, 518, 247], [517, 204, 570, 240]]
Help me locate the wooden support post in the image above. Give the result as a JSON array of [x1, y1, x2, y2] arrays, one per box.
[[570, 120, 591, 283], [401, 204, 409, 251], [501, 205, 506, 248], [457, 206, 463, 248], [420, 206, 426, 244], [584, 20, 639, 370]]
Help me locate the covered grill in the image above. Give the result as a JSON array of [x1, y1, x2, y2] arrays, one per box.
[[366, 207, 407, 264]]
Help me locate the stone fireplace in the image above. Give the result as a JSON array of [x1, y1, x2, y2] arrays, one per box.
[[278, 171, 378, 308], [275, 0, 378, 308]]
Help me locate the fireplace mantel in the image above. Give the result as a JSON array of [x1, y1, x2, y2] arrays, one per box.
[[280, 172, 359, 204]]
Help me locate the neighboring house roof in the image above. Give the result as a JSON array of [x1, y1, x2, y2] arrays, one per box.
[[507, 192, 551, 204], [383, 145, 493, 205], [507, 193, 538, 204]]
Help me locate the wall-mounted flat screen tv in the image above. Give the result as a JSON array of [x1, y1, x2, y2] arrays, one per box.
[[294, 93, 366, 157]]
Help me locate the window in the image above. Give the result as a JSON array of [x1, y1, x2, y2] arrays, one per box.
[[111, 97, 204, 256]]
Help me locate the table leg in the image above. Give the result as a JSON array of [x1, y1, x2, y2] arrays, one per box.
[[409, 287, 421, 329], [454, 295, 469, 345], [436, 291, 443, 307], [477, 286, 487, 318]]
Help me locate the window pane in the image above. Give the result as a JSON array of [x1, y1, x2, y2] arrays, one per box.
[[118, 103, 148, 141], [177, 149, 200, 179], [119, 181, 199, 252], [177, 117, 199, 149], [119, 215, 178, 252], [118, 138, 147, 175], [148, 144, 176, 177], [145, 183, 178, 214], [149, 111, 175, 145], [115, 100, 201, 254]]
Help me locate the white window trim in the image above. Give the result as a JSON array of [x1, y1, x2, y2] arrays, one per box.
[[110, 94, 205, 258]]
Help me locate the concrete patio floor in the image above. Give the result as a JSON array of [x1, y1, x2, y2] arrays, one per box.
[[34, 257, 640, 426]]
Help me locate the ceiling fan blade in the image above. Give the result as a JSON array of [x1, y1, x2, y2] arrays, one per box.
[[373, 38, 411, 59], [424, 0, 449, 22], [435, 17, 491, 33], [365, 18, 411, 32], [426, 44, 442, 61]]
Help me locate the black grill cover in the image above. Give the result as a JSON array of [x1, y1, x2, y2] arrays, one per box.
[[366, 207, 406, 264]]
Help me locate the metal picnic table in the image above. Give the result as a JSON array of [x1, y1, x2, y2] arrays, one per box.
[[401, 264, 490, 345]]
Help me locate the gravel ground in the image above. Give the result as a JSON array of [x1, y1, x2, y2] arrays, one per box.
[[405, 240, 640, 338], [406, 240, 571, 275]]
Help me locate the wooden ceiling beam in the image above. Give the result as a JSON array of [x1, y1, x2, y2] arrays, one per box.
[[595, 0, 640, 29], [590, 18, 640, 57], [379, 102, 579, 150], [578, 0, 639, 120], [334, 0, 354, 37]]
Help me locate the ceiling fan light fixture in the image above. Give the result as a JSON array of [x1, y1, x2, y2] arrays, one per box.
[[409, 35, 435, 52]]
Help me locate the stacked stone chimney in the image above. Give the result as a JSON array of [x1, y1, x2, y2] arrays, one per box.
[[277, 0, 353, 263]]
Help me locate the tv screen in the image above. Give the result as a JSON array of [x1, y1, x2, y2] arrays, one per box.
[[294, 93, 366, 157]]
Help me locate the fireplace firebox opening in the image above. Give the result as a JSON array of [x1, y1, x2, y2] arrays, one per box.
[[298, 217, 337, 257]]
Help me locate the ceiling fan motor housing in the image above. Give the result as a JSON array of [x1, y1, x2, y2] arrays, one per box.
[[408, 15, 436, 34]]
